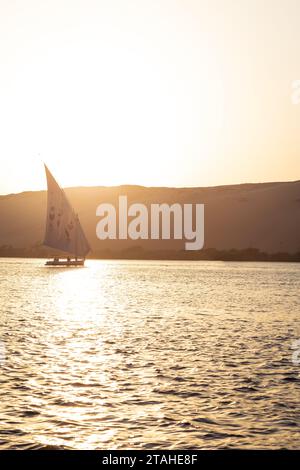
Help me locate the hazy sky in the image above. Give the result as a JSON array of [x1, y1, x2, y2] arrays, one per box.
[[0, 0, 300, 194]]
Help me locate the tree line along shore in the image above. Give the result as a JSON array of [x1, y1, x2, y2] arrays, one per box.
[[0, 245, 299, 262]]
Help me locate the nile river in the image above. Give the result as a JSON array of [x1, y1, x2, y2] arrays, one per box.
[[0, 258, 299, 449]]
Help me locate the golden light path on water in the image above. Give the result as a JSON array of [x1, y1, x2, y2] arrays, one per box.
[[0, 259, 299, 449], [38, 262, 121, 449]]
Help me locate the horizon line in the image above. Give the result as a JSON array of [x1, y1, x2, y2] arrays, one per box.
[[0, 178, 299, 198]]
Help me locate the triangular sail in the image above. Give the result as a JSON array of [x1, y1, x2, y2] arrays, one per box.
[[43, 165, 90, 257]]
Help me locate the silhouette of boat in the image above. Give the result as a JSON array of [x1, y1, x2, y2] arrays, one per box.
[[43, 164, 90, 267]]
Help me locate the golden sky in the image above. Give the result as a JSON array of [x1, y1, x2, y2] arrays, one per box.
[[0, 0, 300, 194]]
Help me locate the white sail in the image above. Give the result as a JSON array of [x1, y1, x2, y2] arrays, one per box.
[[44, 164, 90, 258]]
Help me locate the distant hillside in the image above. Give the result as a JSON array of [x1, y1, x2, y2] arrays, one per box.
[[0, 180, 299, 257]]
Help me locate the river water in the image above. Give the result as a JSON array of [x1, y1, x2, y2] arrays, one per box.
[[0, 258, 299, 449]]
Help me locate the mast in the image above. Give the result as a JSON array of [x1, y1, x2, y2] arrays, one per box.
[[75, 213, 78, 259]]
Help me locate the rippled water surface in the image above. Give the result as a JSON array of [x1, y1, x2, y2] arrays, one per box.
[[0, 258, 299, 449]]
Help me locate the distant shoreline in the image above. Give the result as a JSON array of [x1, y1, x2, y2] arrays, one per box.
[[0, 247, 299, 262], [1, 180, 300, 256]]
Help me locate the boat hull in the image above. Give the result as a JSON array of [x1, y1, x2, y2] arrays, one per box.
[[45, 259, 85, 267]]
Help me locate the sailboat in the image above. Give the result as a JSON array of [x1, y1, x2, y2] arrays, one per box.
[[43, 164, 91, 266]]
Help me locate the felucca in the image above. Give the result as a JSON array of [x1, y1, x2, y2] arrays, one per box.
[[43, 164, 90, 266]]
